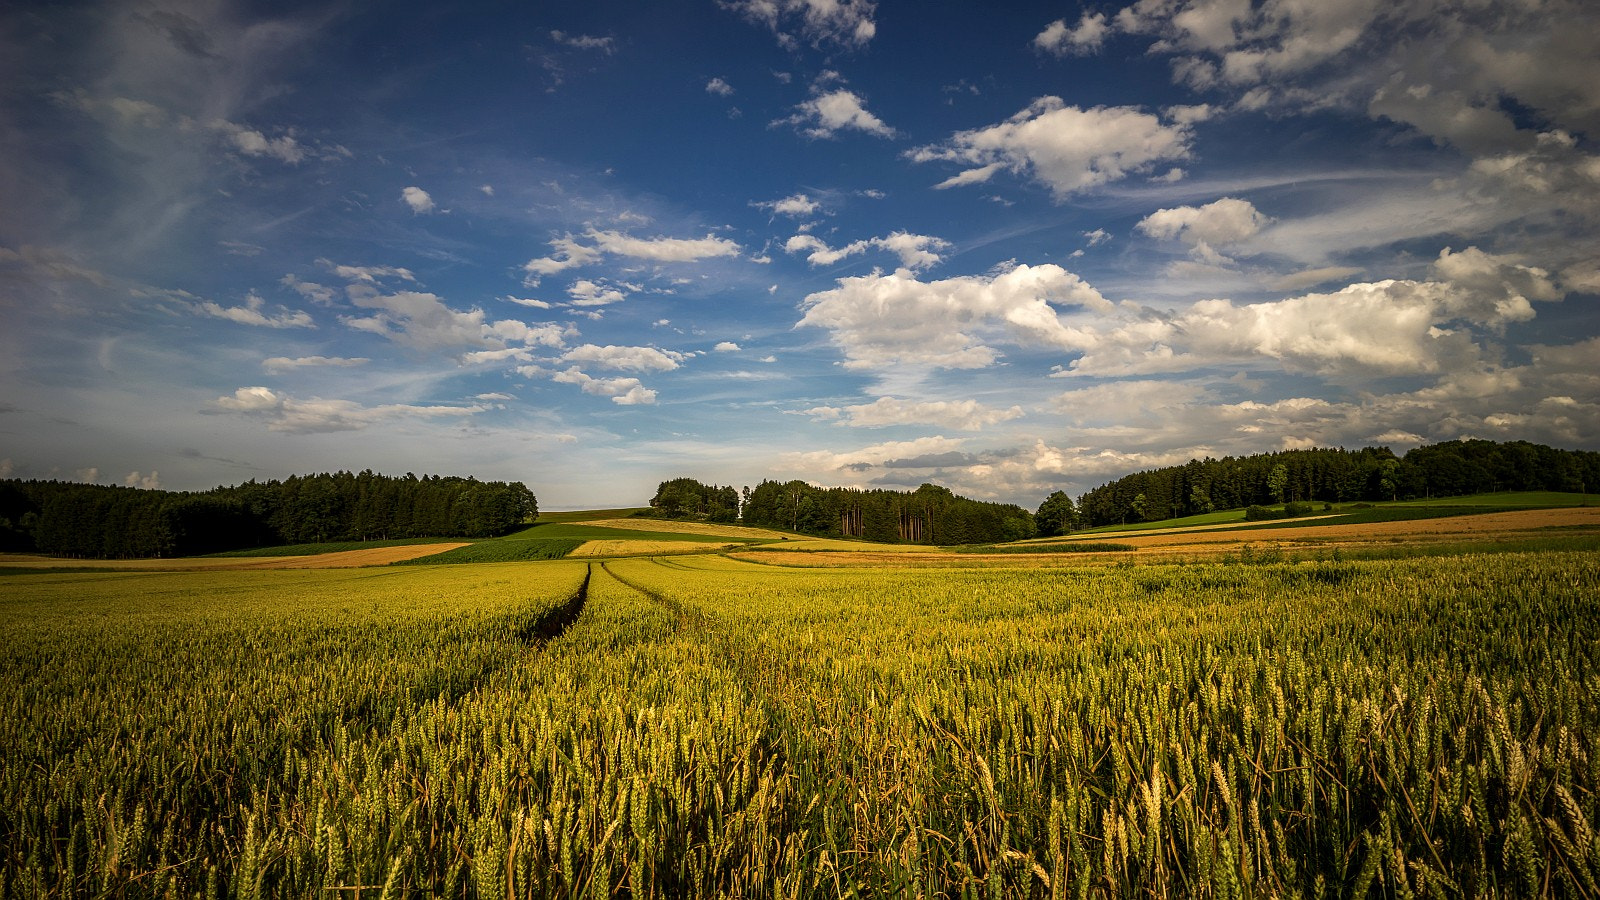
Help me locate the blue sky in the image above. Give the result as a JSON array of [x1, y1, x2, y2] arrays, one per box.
[[2, 0, 1597, 509]]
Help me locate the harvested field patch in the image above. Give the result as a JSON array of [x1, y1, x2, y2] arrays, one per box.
[[0, 543, 470, 571], [568, 539, 738, 557]]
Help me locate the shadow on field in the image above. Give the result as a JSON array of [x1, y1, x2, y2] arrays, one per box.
[[518, 563, 590, 647]]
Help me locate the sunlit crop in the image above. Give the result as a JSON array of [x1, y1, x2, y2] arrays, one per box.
[[2, 551, 1596, 896]]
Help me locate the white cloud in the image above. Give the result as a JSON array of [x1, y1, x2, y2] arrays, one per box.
[[125, 470, 161, 489], [550, 367, 657, 405], [550, 30, 616, 53], [1138, 198, 1272, 245], [1060, 254, 1565, 379], [706, 77, 735, 96], [566, 279, 630, 307], [779, 88, 895, 139], [77, 467, 100, 484], [281, 275, 339, 305], [1136, 197, 1273, 265], [521, 235, 605, 282], [340, 286, 572, 355], [783, 231, 950, 271], [756, 193, 821, 217], [486, 319, 572, 347], [784, 436, 967, 476], [1270, 266, 1365, 292], [560, 344, 685, 372], [714, 341, 741, 352], [590, 229, 741, 261], [522, 229, 742, 284], [198, 293, 314, 329], [401, 186, 436, 214], [720, 0, 877, 49], [503, 295, 553, 309], [909, 98, 1192, 199], [210, 120, 306, 163], [1034, 12, 1109, 55], [479, 184, 495, 196], [797, 262, 1110, 370], [1083, 229, 1112, 246], [213, 386, 483, 433], [323, 261, 417, 284], [262, 355, 370, 373], [801, 396, 1024, 430], [1430, 246, 1559, 326]]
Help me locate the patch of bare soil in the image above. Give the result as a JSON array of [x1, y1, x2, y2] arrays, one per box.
[[224, 544, 472, 568]]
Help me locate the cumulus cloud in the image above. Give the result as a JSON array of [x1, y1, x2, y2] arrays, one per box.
[[125, 471, 161, 489], [560, 343, 686, 372], [401, 186, 436, 214], [567, 279, 632, 307], [801, 396, 1024, 430], [706, 77, 735, 96], [522, 228, 741, 283], [714, 341, 741, 352], [783, 231, 950, 271], [909, 97, 1192, 199], [262, 355, 370, 373], [797, 262, 1110, 370], [198, 293, 314, 328], [720, 0, 877, 49], [1034, 12, 1109, 55], [1137, 197, 1271, 247], [778, 87, 896, 139], [756, 192, 821, 217], [1430, 246, 1559, 326], [1136, 197, 1273, 266], [1059, 252, 1564, 379], [549, 367, 657, 405], [213, 386, 484, 433]]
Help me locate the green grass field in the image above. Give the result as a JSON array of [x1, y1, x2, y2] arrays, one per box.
[[3, 535, 1597, 897]]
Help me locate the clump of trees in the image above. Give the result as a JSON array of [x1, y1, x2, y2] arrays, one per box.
[[647, 478, 741, 522], [650, 477, 1035, 545], [740, 480, 1034, 545], [1073, 439, 1597, 528], [0, 471, 537, 558]]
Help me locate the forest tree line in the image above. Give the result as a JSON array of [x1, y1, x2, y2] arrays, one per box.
[[650, 478, 1036, 545], [1071, 439, 1598, 529], [0, 471, 537, 558]]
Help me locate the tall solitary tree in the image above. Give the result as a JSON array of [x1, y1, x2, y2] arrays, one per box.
[[1035, 490, 1076, 537]]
